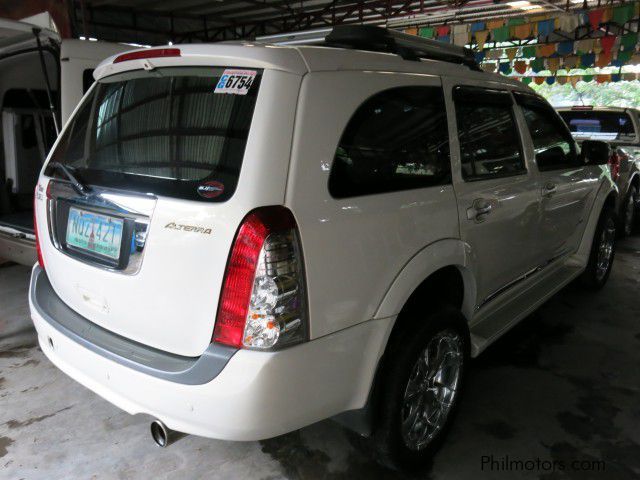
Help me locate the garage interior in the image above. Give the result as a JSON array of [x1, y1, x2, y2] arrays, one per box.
[[2, 0, 640, 478]]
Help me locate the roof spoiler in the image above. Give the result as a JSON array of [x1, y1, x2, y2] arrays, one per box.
[[256, 25, 480, 71]]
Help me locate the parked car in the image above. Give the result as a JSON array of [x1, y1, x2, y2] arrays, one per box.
[[0, 15, 131, 265], [29, 26, 616, 471], [558, 106, 640, 236]]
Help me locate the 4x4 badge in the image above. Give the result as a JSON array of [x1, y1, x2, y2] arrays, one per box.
[[197, 181, 224, 199]]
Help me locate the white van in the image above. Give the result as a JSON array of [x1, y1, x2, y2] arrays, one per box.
[[29, 26, 616, 471], [0, 16, 130, 265]]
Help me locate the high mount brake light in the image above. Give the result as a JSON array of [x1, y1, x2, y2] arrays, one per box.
[[113, 48, 181, 63], [213, 206, 307, 350]]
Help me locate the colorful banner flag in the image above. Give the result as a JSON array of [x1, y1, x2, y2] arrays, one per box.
[[580, 53, 595, 68], [613, 3, 635, 25], [513, 23, 532, 40], [530, 58, 545, 72], [492, 25, 510, 42], [514, 60, 527, 74], [557, 41, 574, 56], [588, 9, 604, 30], [596, 52, 612, 68], [600, 35, 617, 55], [506, 47, 518, 61], [537, 19, 555, 37], [436, 25, 450, 37], [475, 30, 489, 50], [419, 27, 435, 38], [537, 43, 556, 57], [470, 22, 485, 33], [621, 33, 638, 51]]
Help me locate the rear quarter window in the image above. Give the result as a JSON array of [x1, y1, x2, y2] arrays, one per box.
[[328, 86, 451, 198]]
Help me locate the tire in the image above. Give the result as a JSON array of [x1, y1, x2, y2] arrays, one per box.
[[621, 185, 638, 237], [580, 206, 616, 290], [371, 307, 470, 472]]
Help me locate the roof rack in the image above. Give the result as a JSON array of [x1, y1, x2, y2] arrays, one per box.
[[256, 25, 480, 71]]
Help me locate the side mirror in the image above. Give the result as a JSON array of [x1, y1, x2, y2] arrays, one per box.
[[580, 140, 610, 165], [536, 145, 566, 169]]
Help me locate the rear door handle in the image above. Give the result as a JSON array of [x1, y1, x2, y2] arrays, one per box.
[[542, 182, 557, 197], [467, 199, 493, 222]]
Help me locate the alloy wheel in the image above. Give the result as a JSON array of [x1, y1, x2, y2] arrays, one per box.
[[624, 192, 637, 237], [596, 219, 616, 281], [400, 329, 463, 451]]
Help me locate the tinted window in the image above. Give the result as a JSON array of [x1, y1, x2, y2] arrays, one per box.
[[20, 115, 38, 149], [83, 69, 95, 93], [328, 87, 451, 198], [521, 102, 578, 171], [454, 88, 524, 179], [559, 110, 636, 143], [3, 89, 56, 109], [47, 67, 262, 202]]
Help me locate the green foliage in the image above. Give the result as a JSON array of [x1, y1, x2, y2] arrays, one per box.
[[530, 80, 640, 107]]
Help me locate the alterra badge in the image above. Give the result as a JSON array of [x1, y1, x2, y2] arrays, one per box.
[[165, 222, 212, 235], [197, 181, 225, 199]]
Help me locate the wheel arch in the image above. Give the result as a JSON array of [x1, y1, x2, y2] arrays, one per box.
[[343, 244, 475, 437], [628, 172, 640, 195], [374, 238, 476, 323], [576, 180, 618, 262]]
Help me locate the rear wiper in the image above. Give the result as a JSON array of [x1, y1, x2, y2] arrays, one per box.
[[49, 162, 91, 197]]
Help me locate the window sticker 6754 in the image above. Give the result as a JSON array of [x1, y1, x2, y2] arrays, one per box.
[[214, 69, 256, 95]]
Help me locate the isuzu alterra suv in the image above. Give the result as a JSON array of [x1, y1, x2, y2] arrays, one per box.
[[29, 27, 616, 470]]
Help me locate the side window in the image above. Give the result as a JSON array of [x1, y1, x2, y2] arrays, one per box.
[[454, 87, 525, 180], [328, 86, 451, 198], [517, 96, 578, 171]]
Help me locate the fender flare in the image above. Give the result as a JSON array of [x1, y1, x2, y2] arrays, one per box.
[[576, 179, 618, 262], [373, 238, 477, 322], [626, 171, 640, 196]]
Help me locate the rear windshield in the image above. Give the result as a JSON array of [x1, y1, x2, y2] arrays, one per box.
[[46, 67, 262, 201], [559, 110, 637, 143]]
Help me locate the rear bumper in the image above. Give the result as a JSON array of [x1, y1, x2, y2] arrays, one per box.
[[29, 266, 393, 441], [0, 231, 36, 266]]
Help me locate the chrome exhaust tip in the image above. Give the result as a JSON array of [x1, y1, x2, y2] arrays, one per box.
[[150, 420, 185, 447]]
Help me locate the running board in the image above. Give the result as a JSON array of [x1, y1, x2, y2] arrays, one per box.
[[469, 263, 583, 357]]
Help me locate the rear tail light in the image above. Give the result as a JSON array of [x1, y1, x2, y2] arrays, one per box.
[[113, 48, 181, 63], [34, 185, 45, 270], [608, 150, 621, 181], [213, 206, 307, 350]]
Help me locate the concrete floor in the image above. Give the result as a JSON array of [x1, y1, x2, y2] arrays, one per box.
[[1, 239, 640, 480]]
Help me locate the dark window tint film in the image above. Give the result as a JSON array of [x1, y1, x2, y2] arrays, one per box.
[[329, 86, 451, 198]]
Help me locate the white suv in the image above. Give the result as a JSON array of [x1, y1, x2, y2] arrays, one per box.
[[29, 27, 616, 470]]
